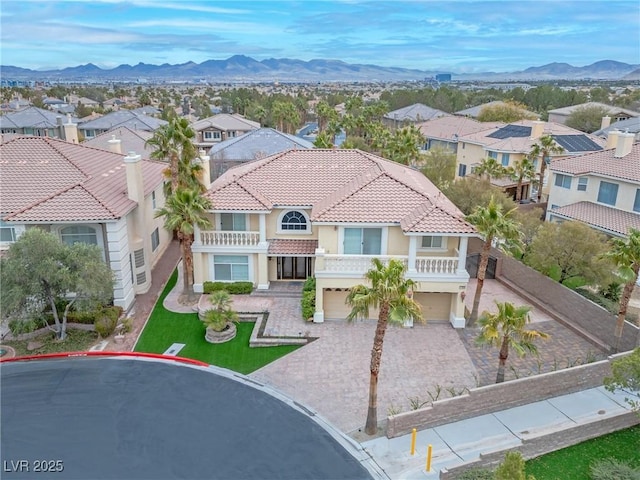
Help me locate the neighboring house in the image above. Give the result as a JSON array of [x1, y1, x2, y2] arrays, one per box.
[[455, 120, 606, 200], [0, 106, 79, 141], [548, 102, 640, 126], [78, 110, 167, 139], [66, 95, 100, 108], [593, 117, 640, 142], [208, 127, 315, 180], [132, 106, 161, 116], [547, 132, 640, 238], [383, 103, 451, 128], [42, 97, 68, 110], [455, 100, 537, 119], [418, 116, 502, 153], [83, 126, 155, 158], [0, 137, 171, 311], [191, 113, 260, 149], [194, 149, 476, 327]]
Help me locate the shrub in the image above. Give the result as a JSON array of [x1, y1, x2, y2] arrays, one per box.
[[590, 458, 640, 480], [94, 314, 118, 338], [301, 290, 315, 321], [8, 318, 41, 335], [203, 281, 253, 294], [457, 469, 495, 480], [599, 282, 622, 303], [495, 451, 533, 480], [303, 276, 316, 292]]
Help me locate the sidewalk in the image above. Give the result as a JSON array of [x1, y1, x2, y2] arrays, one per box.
[[361, 386, 637, 479]]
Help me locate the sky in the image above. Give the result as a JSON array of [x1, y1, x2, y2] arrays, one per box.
[[1, 0, 639, 73]]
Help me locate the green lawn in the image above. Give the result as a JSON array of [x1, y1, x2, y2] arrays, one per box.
[[525, 425, 640, 479], [134, 270, 300, 374]]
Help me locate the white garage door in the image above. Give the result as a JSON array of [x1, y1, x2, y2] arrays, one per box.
[[323, 290, 379, 320], [414, 292, 451, 322]]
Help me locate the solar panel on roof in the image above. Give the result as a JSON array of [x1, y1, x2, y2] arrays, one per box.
[[487, 125, 532, 139], [552, 135, 603, 153]]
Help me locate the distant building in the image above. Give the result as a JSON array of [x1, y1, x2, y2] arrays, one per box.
[[435, 73, 452, 82]]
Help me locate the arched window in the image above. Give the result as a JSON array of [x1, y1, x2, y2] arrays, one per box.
[[60, 225, 98, 246], [281, 211, 308, 231]]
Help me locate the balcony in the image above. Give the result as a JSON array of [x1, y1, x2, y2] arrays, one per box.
[[199, 230, 261, 247], [316, 255, 461, 277]]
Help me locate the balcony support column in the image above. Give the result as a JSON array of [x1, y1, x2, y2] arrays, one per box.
[[193, 224, 202, 246], [408, 236, 417, 274], [457, 237, 468, 275], [259, 214, 266, 243]]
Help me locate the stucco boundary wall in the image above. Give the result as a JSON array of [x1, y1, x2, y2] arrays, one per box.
[[467, 237, 637, 353], [386, 352, 630, 438], [439, 411, 640, 479]]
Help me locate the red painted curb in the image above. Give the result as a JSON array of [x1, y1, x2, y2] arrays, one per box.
[[0, 351, 209, 367]]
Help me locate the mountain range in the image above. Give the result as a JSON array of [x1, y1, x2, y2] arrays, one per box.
[[1, 56, 638, 82]]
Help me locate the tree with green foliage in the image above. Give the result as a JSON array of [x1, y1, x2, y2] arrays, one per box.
[[202, 290, 238, 332], [346, 259, 423, 435], [442, 178, 516, 216], [529, 135, 564, 202], [604, 228, 640, 351], [477, 302, 549, 383], [420, 146, 456, 188], [604, 348, 640, 413], [526, 221, 613, 287], [477, 101, 537, 123], [378, 125, 424, 166], [466, 197, 522, 326], [509, 156, 538, 202], [565, 104, 611, 133], [0, 229, 113, 340], [495, 451, 536, 479], [473, 157, 508, 182], [155, 189, 212, 298], [271, 100, 300, 134], [511, 208, 544, 260]]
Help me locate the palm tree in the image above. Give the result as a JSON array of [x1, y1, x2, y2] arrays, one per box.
[[202, 290, 238, 332], [474, 157, 507, 181], [155, 188, 212, 297], [604, 228, 640, 351], [145, 117, 198, 194], [476, 301, 549, 383], [529, 135, 564, 202], [466, 197, 522, 326], [346, 259, 423, 435], [509, 156, 537, 202]]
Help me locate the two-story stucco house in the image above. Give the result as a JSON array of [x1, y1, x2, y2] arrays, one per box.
[[0, 136, 172, 311], [193, 149, 476, 327], [547, 131, 640, 238], [191, 114, 260, 149]]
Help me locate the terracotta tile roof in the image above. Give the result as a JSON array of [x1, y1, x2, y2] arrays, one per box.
[[417, 116, 501, 141], [268, 239, 318, 255], [401, 203, 476, 234], [206, 148, 473, 234], [1, 136, 165, 222], [549, 201, 640, 237], [550, 143, 640, 183]]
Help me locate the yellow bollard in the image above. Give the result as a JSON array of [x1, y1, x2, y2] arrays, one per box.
[[410, 428, 417, 455], [426, 444, 433, 472]]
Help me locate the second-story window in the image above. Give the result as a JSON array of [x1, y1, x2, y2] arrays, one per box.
[[501, 153, 510, 167], [554, 174, 571, 189], [597, 181, 619, 206], [577, 177, 588, 192], [634, 189, 640, 213], [281, 211, 307, 231], [421, 236, 443, 248], [220, 213, 246, 231]]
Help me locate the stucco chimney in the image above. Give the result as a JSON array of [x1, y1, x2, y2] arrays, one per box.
[[63, 114, 79, 144], [530, 120, 545, 139], [614, 131, 635, 158], [124, 151, 144, 203], [600, 116, 611, 130], [606, 129, 620, 149], [198, 149, 211, 190], [108, 135, 122, 154]]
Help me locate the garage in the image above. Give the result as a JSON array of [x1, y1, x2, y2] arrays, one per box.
[[414, 292, 452, 322], [323, 289, 379, 320]]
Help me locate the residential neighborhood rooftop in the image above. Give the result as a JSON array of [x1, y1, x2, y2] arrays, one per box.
[[82, 126, 155, 157], [550, 201, 640, 237], [384, 103, 451, 122], [208, 127, 314, 160], [550, 142, 640, 183]]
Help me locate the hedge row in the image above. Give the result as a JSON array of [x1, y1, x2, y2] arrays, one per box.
[[301, 277, 316, 321], [203, 281, 253, 294]]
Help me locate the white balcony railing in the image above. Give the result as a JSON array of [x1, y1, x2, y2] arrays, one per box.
[[199, 230, 261, 247], [318, 255, 460, 275]]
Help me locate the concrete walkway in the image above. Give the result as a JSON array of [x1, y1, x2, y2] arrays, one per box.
[[362, 386, 637, 479]]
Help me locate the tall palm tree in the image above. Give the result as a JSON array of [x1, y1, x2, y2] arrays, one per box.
[[145, 117, 198, 194], [155, 188, 212, 297], [529, 135, 564, 202], [346, 259, 423, 435], [474, 157, 507, 181], [604, 228, 640, 351], [466, 196, 522, 326], [476, 301, 549, 383], [509, 156, 537, 202]]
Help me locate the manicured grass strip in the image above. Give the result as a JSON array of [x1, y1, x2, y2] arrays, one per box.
[[134, 270, 300, 374], [525, 425, 640, 480]]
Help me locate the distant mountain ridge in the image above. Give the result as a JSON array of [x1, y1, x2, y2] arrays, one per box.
[[1, 56, 638, 82]]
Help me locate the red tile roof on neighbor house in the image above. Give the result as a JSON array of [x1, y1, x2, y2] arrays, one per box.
[[0, 136, 166, 222], [550, 201, 640, 237], [205, 149, 475, 234], [267, 239, 318, 255], [550, 142, 640, 183]]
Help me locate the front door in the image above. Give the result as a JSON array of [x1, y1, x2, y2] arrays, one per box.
[[277, 257, 311, 280]]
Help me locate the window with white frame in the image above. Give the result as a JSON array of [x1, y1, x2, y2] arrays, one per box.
[[344, 228, 382, 255], [554, 174, 571, 189], [488, 151, 498, 159], [204, 131, 221, 140], [151, 190, 157, 209], [501, 153, 510, 167], [597, 181, 619, 206], [577, 177, 588, 191], [634, 189, 640, 213], [0, 221, 16, 243], [151, 228, 160, 252], [281, 211, 308, 231], [220, 213, 246, 231], [458, 164, 467, 177], [421, 236, 444, 248], [213, 255, 249, 281], [60, 225, 98, 246]]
